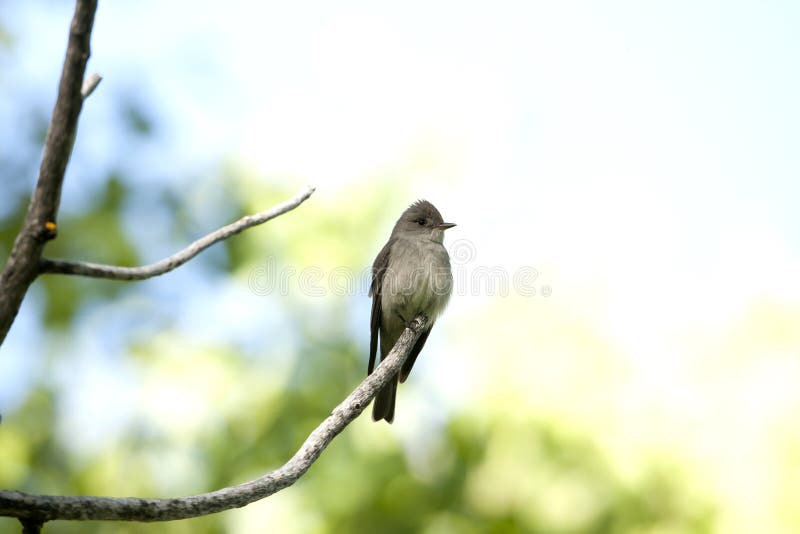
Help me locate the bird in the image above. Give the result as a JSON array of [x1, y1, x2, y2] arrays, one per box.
[[368, 200, 455, 423]]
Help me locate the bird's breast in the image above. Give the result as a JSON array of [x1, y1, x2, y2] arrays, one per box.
[[382, 238, 452, 323]]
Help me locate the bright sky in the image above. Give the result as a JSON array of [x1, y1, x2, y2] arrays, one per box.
[[3, 2, 800, 530], [9, 0, 800, 262]]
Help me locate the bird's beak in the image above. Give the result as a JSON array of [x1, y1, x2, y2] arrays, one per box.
[[434, 222, 457, 230]]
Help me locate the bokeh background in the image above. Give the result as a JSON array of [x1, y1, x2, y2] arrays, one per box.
[[2, 1, 800, 533]]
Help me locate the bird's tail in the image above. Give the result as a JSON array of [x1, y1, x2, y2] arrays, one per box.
[[372, 374, 398, 423]]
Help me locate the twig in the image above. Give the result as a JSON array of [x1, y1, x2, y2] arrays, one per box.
[[81, 72, 102, 99], [38, 186, 315, 280], [0, 0, 98, 345], [0, 316, 427, 524]]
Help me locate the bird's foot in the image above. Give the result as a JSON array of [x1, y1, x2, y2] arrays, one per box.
[[407, 315, 428, 330], [395, 312, 428, 330]]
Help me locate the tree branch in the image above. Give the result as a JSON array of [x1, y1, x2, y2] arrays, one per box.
[[0, 316, 427, 527], [38, 186, 316, 280], [0, 0, 98, 345]]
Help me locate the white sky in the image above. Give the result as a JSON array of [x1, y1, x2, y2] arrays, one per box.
[[8, 0, 800, 262]]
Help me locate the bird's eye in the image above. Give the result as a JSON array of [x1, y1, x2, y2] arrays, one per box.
[[416, 218, 426, 226]]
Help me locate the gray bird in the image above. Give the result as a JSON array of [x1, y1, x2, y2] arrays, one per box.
[[368, 200, 455, 423]]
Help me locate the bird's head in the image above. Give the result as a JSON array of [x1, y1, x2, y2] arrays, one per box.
[[392, 200, 456, 243]]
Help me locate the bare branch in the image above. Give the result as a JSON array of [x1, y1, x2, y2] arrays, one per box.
[[81, 72, 102, 99], [38, 186, 315, 281], [0, 0, 98, 346], [0, 316, 427, 525]]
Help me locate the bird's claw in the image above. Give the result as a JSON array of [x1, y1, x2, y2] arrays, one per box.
[[395, 312, 428, 330], [407, 315, 427, 330]]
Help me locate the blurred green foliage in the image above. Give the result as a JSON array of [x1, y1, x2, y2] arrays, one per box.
[[0, 164, 717, 534], [0, 329, 716, 534]]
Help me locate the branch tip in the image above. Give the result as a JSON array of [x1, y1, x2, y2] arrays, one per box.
[[39, 186, 315, 281]]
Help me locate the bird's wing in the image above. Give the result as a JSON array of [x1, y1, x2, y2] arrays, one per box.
[[368, 239, 394, 375], [399, 325, 431, 383]]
